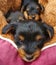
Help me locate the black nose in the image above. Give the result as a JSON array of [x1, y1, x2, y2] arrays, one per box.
[[26, 56, 33, 60]]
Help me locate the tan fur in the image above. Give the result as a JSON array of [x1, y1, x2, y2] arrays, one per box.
[[0, 0, 22, 40], [39, 0, 56, 46], [39, 0, 56, 27], [0, 11, 14, 41], [0, 0, 56, 49], [39, 0, 48, 7], [0, 0, 22, 14]]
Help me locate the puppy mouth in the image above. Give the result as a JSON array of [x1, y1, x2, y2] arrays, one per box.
[[22, 56, 37, 62], [18, 48, 41, 62], [29, 15, 40, 21], [22, 54, 40, 62], [24, 11, 40, 20]]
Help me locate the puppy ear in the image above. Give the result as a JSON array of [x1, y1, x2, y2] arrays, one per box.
[[43, 23, 54, 39], [24, 11, 29, 19], [40, 4, 44, 13], [2, 23, 17, 34], [21, 4, 28, 12], [7, 17, 12, 23]]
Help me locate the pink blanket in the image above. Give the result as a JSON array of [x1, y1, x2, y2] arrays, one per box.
[[0, 37, 56, 65]]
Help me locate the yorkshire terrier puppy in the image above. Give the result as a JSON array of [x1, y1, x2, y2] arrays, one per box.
[[21, 0, 44, 21], [5, 11, 25, 23], [2, 20, 54, 62]]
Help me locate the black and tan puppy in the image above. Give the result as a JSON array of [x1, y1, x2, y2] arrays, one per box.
[[6, 11, 25, 23], [2, 20, 54, 62], [21, 0, 44, 20]]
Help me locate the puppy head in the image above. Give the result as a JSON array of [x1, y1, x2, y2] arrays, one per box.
[[7, 11, 25, 23], [2, 20, 54, 62], [22, 2, 44, 20]]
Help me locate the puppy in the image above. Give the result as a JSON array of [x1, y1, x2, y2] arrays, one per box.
[[2, 20, 54, 62], [5, 11, 25, 23], [21, 0, 44, 21]]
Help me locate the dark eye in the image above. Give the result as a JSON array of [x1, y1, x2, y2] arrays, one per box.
[[35, 35, 42, 41], [18, 35, 24, 42]]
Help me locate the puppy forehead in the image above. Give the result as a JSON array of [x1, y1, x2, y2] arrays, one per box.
[[27, 2, 39, 8], [18, 21, 39, 30], [16, 20, 43, 33]]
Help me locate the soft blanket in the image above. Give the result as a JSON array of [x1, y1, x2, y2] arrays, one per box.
[[0, 36, 56, 65]]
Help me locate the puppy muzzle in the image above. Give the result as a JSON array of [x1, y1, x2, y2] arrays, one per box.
[[18, 47, 41, 62], [24, 11, 40, 21]]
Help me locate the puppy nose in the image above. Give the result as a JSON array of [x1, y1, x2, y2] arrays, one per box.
[[26, 56, 33, 60]]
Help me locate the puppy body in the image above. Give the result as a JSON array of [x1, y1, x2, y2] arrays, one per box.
[[2, 20, 54, 62], [6, 11, 25, 23]]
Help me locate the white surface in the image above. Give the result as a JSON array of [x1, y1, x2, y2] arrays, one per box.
[[0, 35, 18, 49]]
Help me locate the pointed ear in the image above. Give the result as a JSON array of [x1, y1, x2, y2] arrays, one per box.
[[43, 23, 54, 39], [2, 23, 18, 34]]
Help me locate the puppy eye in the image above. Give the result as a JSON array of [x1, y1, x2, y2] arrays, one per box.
[[35, 35, 42, 40], [18, 35, 24, 42]]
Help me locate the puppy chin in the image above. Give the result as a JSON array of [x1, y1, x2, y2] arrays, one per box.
[[23, 57, 36, 62], [20, 53, 40, 62], [18, 46, 41, 62], [22, 54, 40, 62]]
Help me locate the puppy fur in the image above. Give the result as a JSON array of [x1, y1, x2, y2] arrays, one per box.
[[0, 0, 22, 15], [2, 20, 54, 62], [39, 0, 48, 7], [0, 11, 14, 40], [21, 0, 44, 20], [39, 0, 56, 46], [39, 0, 56, 27], [6, 11, 25, 23]]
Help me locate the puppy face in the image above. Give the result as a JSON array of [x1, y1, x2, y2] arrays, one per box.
[[22, 2, 44, 20], [7, 11, 25, 23], [2, 20, 54, 62]]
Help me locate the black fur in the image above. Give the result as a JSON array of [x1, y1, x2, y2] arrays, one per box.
[[2, 20, 54, 55], [21, 0, 44, 19], [6, 11, 25, 23]]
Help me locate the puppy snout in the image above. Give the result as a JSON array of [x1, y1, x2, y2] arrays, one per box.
[[24, 48, 34, 55], [26, 55, 33, 60]]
